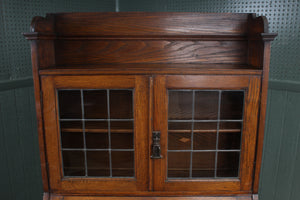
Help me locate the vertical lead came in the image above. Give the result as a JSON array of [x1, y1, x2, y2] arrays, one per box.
[[80, 89, 88, 177]]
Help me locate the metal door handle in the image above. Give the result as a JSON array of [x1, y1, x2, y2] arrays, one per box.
[[151, 131, 162, 159]]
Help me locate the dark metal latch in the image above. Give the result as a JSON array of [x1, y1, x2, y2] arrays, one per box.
[[151, 131, 162, 159]]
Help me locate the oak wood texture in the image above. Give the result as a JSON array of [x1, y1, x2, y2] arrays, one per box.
[[28, 13, 249, 35], [24, 12, 276, 199], [41, 75, 149, 193], [153, 75, 261, 192], [149, 76, 154, 191], [239, 77, 261, 191], [54, 40, 247, 65]]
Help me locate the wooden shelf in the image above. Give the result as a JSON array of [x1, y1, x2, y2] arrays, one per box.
[[61, 128, 133, 133], [64, 167, 133, 170], [39, 64, 262, 76], [61, 128, 240, 133], [169, 129, 241, 133]]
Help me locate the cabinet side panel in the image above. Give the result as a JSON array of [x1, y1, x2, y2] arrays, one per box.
[[30, 41, 50, 192], [253, 42, 271, 193]]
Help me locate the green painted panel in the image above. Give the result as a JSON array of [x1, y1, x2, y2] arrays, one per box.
[[0, 86, 43, 200], [0, 91, 15, 200], [0, 90, 21, 200], [290, 122, 300, 200], [259, 90, 288, 200], [273, 91, 300, 200], [259, 88, 300, 200], [0, 77, 33, 91], [15, 87, 43, 199], [269, 80, 300, 93]]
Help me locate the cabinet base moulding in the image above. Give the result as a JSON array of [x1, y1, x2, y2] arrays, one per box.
[[46, 194, 258, 200]]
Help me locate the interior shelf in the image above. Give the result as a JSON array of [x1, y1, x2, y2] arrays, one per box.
[[64, 167, 133, 170], [168, 129, 241, 133], [61, 128, 240, 133], [61, 128, 133, 133]]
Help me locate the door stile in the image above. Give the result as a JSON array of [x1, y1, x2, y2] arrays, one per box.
[[153, 75, 168, 191], [148, 76, 154, 191]]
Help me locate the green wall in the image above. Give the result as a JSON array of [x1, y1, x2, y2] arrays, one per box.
[[261, 86, 300, 200], [0, 1, 115, 200], [0, 0, 299, 200], [0, 85, 40, 200]]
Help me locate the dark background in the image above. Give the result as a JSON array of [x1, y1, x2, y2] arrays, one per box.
[[0, 1, 299, 200]]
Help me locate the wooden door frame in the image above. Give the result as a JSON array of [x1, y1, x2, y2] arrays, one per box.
[[41, 75, 149, 194], [153, 75, 261, 193]]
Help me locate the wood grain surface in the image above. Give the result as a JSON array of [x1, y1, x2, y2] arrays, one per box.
[[24, 12, 277, 199], [53, 12, 249, 36], [54, 40, 247, 65]]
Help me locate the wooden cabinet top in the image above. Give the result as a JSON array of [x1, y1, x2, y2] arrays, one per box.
[[23, 12, 276, 75], [24, 12, 275, 38]]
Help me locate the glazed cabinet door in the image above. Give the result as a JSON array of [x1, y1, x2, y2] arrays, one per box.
[[153, 75, 261, 194], [41, 75, 149, 194]]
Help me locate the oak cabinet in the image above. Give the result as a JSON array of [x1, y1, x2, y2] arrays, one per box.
[[24, 12, 276, 200]]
